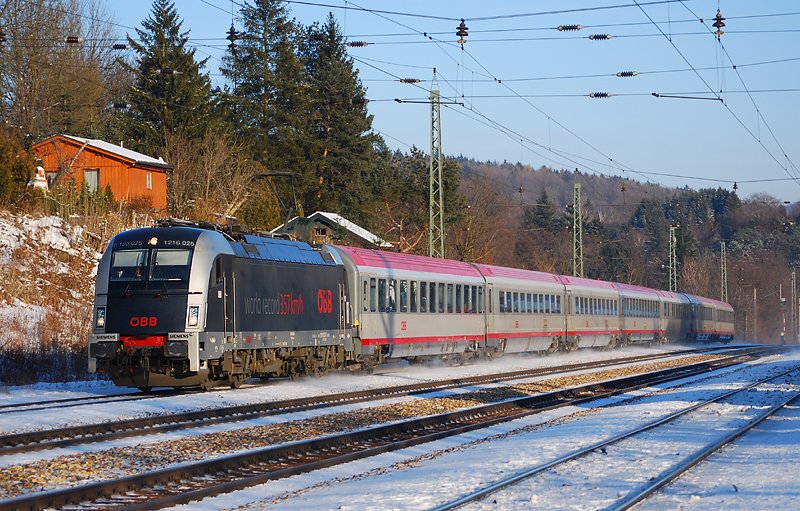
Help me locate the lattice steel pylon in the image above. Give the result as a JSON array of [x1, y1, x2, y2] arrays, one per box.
[[572, 183, 584, 278], [720, 241, 728, 302], [429, 87, 445, 258], [669, 225, 678, 292]]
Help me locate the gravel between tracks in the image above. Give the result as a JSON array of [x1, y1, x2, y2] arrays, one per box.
[[0, 355, 721, 498]]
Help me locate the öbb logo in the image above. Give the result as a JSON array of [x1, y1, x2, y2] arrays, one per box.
[[130, 316, 158, 327]]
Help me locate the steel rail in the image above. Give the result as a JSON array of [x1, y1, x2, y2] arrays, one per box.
[[609, 391, 800, 511], [0, 346, 746, 456], [0, 350, 770, 511], [0, 389, 188, 415], [432, 364, 800, 511]]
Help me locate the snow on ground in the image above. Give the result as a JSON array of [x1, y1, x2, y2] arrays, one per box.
[[0, 344, 731, 435], [637, 405, 800, 511], [0, 211, 86, 268], [154, 349, 800, 511], [0, 346, 740, 468]]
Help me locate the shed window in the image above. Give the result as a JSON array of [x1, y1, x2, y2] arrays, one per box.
[[146, 172, 153, 190], [84, 169, 99, 193]]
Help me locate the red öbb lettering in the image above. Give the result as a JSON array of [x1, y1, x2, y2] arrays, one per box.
[[130, 316, 158, 327], [317, 289, 333, 314]]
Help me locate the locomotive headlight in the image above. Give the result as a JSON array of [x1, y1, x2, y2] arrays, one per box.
[[188, 306, 200, 327], [96, 307, 106, 328]]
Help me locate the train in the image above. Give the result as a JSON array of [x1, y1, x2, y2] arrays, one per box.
[[88, 219, 735, 390]]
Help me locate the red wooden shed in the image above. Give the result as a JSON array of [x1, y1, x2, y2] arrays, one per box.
[[31, 135, 172, 210]]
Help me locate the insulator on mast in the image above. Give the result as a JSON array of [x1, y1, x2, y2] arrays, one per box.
[[111, 43, 129, 50], [616, 71, 639, 77], [456, 19, 469, 47], [712, 9, 726, 39], [588, 34, 612, 40], [226, 24, 239, 54], [346, 41, 369, 47], [557, 25, 583, 31], [65, 36, 83, 44], [589, 92, 612, 98], [399, 78, 421, 84]]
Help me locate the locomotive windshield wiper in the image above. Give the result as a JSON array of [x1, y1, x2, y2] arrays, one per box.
[[154, 261, 170, 299]]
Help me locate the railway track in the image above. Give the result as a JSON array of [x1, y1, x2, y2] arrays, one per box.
[[432, 365, 800, 510], [0, 388, 189, 415], [0, 347, 778, 511], [0, 346, 748, 456], [0, 347, 730, 415]]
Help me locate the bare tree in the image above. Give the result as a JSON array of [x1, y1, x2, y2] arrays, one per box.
[[0, 0, 122, 142], [163, 127, 265, 221]]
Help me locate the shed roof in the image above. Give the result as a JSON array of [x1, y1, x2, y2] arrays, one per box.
[[52, 135, 171, 169], [273, 211, 392, 248]]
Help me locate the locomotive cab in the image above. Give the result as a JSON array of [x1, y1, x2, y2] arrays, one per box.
[[88, 226, 229, 388]]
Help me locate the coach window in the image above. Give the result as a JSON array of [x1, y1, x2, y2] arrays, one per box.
[[363, 280, 369, 312], [478, 287, 485, 313], [438, 283, 445, 313], [447, 284, 454, 313], [512, 292, 518, 313], [369, 278, 377, 312], [420, 282, 428, 313], [400, 280, 408, 313], [556, 295, 561, 314], [428, 282, 436, 313], [388, 280, 397, 312], [378, 279, 387, 312], [499, 291, 506, 313], [410, 281, 418, 313], [543, 295, 550, 314], [455, 284, 462, 313]]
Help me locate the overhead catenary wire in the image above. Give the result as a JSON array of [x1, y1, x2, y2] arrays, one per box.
[[678, 1, 800, 181], [633, 0, 800, 189], [343, 0, 663, 201]]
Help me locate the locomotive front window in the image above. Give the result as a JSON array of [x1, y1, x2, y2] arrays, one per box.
[[150, 249, 192, 282], [110, 249, 149, 281]]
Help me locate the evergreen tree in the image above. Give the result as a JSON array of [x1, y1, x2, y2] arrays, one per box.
[[0, 128, 35, 204], [521, 188, 558, 231], [220, 0, 312, 219], [123, 0, 214, 155], [300, 14, 381, 220]]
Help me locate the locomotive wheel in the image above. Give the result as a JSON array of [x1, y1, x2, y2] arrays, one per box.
[[228, 374, 243, 389]]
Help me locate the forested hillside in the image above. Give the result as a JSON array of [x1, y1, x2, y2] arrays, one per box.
[[1, 0, 799, 384]]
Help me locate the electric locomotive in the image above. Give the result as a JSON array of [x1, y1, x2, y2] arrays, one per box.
[[88, 220, 363, 390]]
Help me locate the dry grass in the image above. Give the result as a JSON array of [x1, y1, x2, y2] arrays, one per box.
[[0, 209, 152, 384]]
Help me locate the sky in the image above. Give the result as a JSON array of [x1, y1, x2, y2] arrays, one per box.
[[105, 0, 800, 201]]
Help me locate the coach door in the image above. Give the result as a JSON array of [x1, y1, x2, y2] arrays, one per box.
[[485, 283, 494, 342], [565, 290, 574, 339]]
